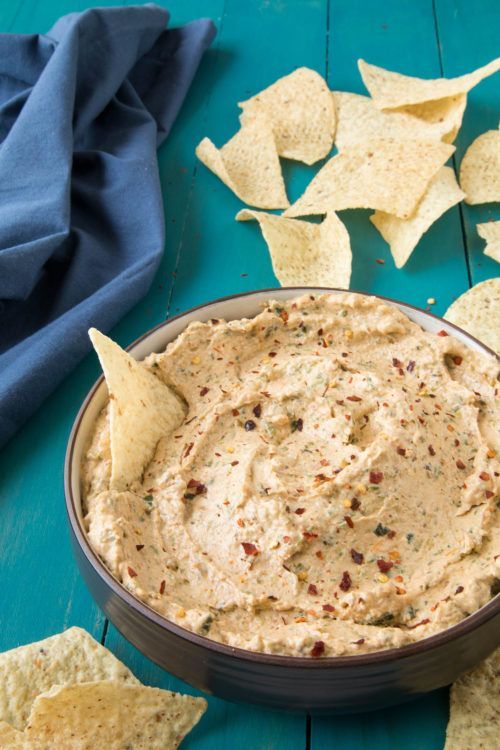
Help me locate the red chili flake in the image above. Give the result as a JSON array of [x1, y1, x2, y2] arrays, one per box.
[[183, 442, 194, 459], [322, 604, 335, 612], [127, 567, 138, 578], [244, 420, 256, 431], [231, 460, 239, 466], [279, 309, 289, 323], [319, 459, 330, 467], [455, 585, 464, 595], [377, 559, 393, 573], [351, 498, 361, 511], [135, 544, 144, 551], [200, 387, 209, 396], [317, 328, 324, 336], [485, 490, 494, 499], [295, 507, 306, 515], [314, 473, 329, 482], [347, 395, 362, 402], [408, 618, 430, 629], [241, 542, 259, 556], [392, 357, 402, 368], [437, 330, 449, 337], [303, 531, 318, 541], [310, 641, 325, 658], [428, 445, 436, 456], [406, 360, 416, 372], [308, 584, 318, 596], [159, 580, 166, 594], [453, 356, 463, 366], [339, 571, 352, 591], [387, 530, 396, 539], [232, 408, 240, 417], [268, 351, 277, 358], [396, 447, 406, 457], [369, 471, 384, 484], [479, 471, 491, 481], [186, 479, 207, 495], [253, 403, 262, 418], [376, 258, 385, 265], [344, 515, 354, 529], [456, 459, 466, 470], [351, 548, 364, 564], [283, 535, 291, 543]]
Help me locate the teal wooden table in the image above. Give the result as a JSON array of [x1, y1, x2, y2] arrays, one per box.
[[1, 1, 498, 748]]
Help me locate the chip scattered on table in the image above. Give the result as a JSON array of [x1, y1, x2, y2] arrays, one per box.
[[332, 91, 460, 149], [358, 57, 500, 110], [237, 209, 351, 288], [8, 682, 205, 750], [239, 67, 335, 165], [0, 627, 138, 731], [284, 138, 454, 219], [444, 278, 500, 354], [370, 167, 465, 268], [477, 221, 500, 263], [444, 647, 499, 750], [459, 129, 500, 205], [89, 329, 186, 491], [196, 114, 289, 209]]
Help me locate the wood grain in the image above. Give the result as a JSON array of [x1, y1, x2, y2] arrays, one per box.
[[0, 1, 498, 748]]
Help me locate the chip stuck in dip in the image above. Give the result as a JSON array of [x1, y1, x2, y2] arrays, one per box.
[[83, 293, 500, 658]]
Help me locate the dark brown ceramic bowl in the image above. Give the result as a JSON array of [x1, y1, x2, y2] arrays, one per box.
[[65, 288, 500, 714]]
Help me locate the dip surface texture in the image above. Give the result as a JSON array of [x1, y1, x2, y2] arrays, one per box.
[[82, 294, 500, 657]]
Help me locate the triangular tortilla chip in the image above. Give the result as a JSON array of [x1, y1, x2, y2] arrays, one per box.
[[89, 329, 186, 491], [237, 210, 351, 288], [370, 167, 465, 268], [478, 221, 500, 263], [444, 648, 499, 750], [459, 129, 500, 205], [358, 57, 500, 109], [444, 278, 500, 354], [333, 91, 457, 149], [195, 115, 289, 209], [0, 628, 138, 731], [239, 67, 335, 165], [284, 138, 454, 219], [9, 682, 207, 750], [393, 94, 467, 144]]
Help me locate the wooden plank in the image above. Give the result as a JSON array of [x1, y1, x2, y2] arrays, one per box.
[[434, 0, 500, 289], [311, 1, 466, 746], [168, 0, 330, 318]]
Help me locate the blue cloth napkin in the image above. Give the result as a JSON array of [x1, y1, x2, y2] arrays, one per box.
[[0, 5, 215, 447]]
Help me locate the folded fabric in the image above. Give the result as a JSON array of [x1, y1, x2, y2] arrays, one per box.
[[0, 4, 215, 447]]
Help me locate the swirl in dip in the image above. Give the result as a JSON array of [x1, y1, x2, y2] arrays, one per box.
[[82, 293, 500, 657]]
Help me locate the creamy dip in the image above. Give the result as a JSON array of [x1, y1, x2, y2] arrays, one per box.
[[82, 293, 500, 657]]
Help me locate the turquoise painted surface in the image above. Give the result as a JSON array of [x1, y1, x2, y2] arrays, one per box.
[[0, 1, 498, 748]]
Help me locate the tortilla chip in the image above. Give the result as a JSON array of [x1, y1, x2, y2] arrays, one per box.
[[478, 221, 500, 263], [0, 722, 26, 748], [459, 129, 500, 205], [444, 278, 500, 354], [239, 67, 335, 165], [195, 115, 289, 209], [8, 681, 206, 750], [370, 167, 465, 268], [284, 138, 454, 219], [89, 329, 186, 491], [358, 57, 500, 110], [444, 648, 499, 750], [393, 94, 467, 144], [0, 628, 138, 731], [333, 91, 458, 149], [237, 209, 351, 288]]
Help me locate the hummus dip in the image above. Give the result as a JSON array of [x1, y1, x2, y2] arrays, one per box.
[[82, 293, 500, 657]]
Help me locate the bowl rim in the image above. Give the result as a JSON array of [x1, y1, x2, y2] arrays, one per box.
[[65, 286, 500, 668]]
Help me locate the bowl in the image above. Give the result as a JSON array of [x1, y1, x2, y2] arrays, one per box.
[[65, 287, 500, 714]]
